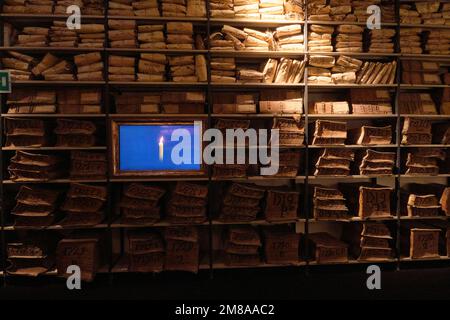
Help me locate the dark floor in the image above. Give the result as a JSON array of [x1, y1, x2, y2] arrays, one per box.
[[1, 263, 450, 300]]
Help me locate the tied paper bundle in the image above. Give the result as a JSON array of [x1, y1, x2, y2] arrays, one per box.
[[425, 29, 450, 55], [274, 150, 301, 177], [312, 120, 347, 145], [262, 58, 305, 84], [162, 0, 187, 17], [307, 0, 331, 21], [119, 183, 166, 224], [161, 91, 205, 113], [74, 52, 103, 81], [127, 231, 165, 273], [405, 148, 445, 175], [369, 28, 396, 53], [57, 89, 102, 114], [401, 223, 441, 259], [164, 226, 200, 273], [2, 0, 55, 14], [56, 235, 102, 282], [210, 25, 271, 52], [224, 226, 262, 266], [6, 89, 56, 114], [402, 60, 441, 85], [59, 183, 107, 226], [210, 0, 234, 18], [166, 22, 194, 50], [234, 0, 259, 19], [108, 19, 137, 48], [359, 149, 396, 176], [284, 0, 304, 20], [53, 0, 104, 15], [264, 189, 299, 222], [109, 0, 133, 16], [54, 119, 97, 147], [401, 117, 432, 145], [313, 186, 349, 220], [350, 89, 392, 114], [274, 24, 303, 51], [2, 51, 36, 80], [400, 28, 423, 54], [109, 55, 136, 82], [349, 125, 392, 145], [186, 0, 206, 16], [137, 24, 165, 49], [169, 55, 207, 83], [259, 90, 303, 114], [77, 23, 105, 48], [399, 93, 437, 115], [259, 0, 285, 20], [7, 236, 55, 277], [358, 186, 394, 219], [308, 24, 333, 53], [138, 53, 167, 82], [308, 55, 362, 84], [12, 25, 49, 47], [132, 0, 160, 16], [11, 185, 60, 227], [407, 194, 441, 217], [335, 24, 363, 53], [311, 101, 349, 114], [5, 118, 47, 147], [329, 0, 352, 22], [115, 92, 161, 113], [218, 183, 265, 222], [359, 223, 393, 261], [213, 119, 250, 178], [69, 151, 107, 180], [314, 148, 354, 176], [49, 21, 77, 47], [8, 151, 64, 182], [352, 0, 395, 23], [237, 66, 265, 83], [212, 92, 257, 114], [262, 226, 300, 264], [167, 182, 208, 224], [308, 232, 348, 263], [272, 117, 304, 147], [356, 60, 396, 85], [31, 53, 75, 81], [211, 57, 236, 83], [401, 1, 449, 25]]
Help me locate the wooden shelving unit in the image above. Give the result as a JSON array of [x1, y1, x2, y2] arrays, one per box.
[[0, 0, 449, 283]]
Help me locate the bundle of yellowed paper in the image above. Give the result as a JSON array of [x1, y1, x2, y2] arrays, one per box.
[[108, 19, 137, 48], [74, 52, 103, 81], [109, 55, 136, 81]]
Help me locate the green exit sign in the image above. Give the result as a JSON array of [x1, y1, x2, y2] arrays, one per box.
[[0, 71, 11, 93]]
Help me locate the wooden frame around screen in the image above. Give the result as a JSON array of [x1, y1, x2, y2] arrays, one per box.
[[111, 119, 207, 177]]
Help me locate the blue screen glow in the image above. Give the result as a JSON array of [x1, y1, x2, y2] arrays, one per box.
[[119, 124, 201, 171]]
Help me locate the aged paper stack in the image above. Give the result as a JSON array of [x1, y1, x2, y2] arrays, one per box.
[[161, 91, 205, 113], [128, 231, 165, 272], [164, 226, 200, 273], [7, 238, 54, 276], [274, 150, 301, 177], [49, 21, 77, 47], [401, 222, 441, 259], [138, 53, 166, 82], [138, 24, 165, 49], [351, 125, 392, 145], [2, 0, 54, 13], [108, 19, 137, 48], [308, 25, 333, 53], [167, 22, 194, 50], [275, 24, 303, 51], [262, 226, 300, 264], [402, 118, 432, 145], [402, 61, 441, 85], [400, 28, 422, 54], [69, 151, 107, 180], [312, 120, 347, 145], [169, 55, 199, 82], [350, 89, 392, 114], [12, 185, 59, 227], [335, 24, 363, 53], [8, 151, 63, 181], [359, 223, 393, 261], [313, 186, 349, 220], [308, 232, 348, 263], [167, 182, 208, 224], [262, 58, 305, 83], [401, 1, 449, 25], [212, 92, 257, 113], [78, 23, 105, 48], [259, 90, 303, 114], [211, 57, 236, 82], [5, 118, 47, 147], [210, 0, 234, 18], [368, 28, 395, 54], [407, 194, 441, 217], [1, 51, 34, 80], [426, 29, 450, 55], [356, 60, 396, 85], [224, 226, 261, 266], [6, 89, 56, 114], [264, 189, 299, 222], [120, 183, 166, 224], [57, 89, 102, 114], [314, 148, 354, 176], [219, 183, 265, 222], [405, 148, 444, 175], [307, 55, 362, 84], [59, 183, 107, 226], [30, 53, 74, 81], [54, 119, 97, 147], [358, 186, 393, 218], [133, 0, 160, 16], [109, 55, 136, 81], [399, 93, 437, 114], [74, 52, 103, 81], [109, 0, 133, 16], [359, 149, 396, 176], [162, 0, 187, 16], [272, 117, 304, 146]]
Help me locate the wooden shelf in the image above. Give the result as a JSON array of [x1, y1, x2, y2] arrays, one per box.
[[13, 80, 106, 86], [4, 223, 108, 231], [212, 83, 304, 88], [400, 84, 449, 89], [2, 146, 107, 151], [3, 179, 107, 184], [0, 13, 104, 20], [210, 18, 304, 27], [400, 216, 449, 221], [400, 144, 449, 148], [309, 259, 397, 266], [308, 114, 397, 119], [109, 81, 207, 87], [1, 113, 106, 118], [0, 46, 104, 53], [400, 256, 450, 262], [309, 84, 397, 89], [400, 23, 450, 29], [106, 48, 208, 54], [110, 177, 208, 183], [399, 174, 450, 179], [210, 50, 305, 58], [308, 144, 397, 149], [110, 113, 208, 118]]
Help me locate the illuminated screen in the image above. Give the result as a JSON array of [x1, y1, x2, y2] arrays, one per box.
[[118, 124, 202, 171]]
